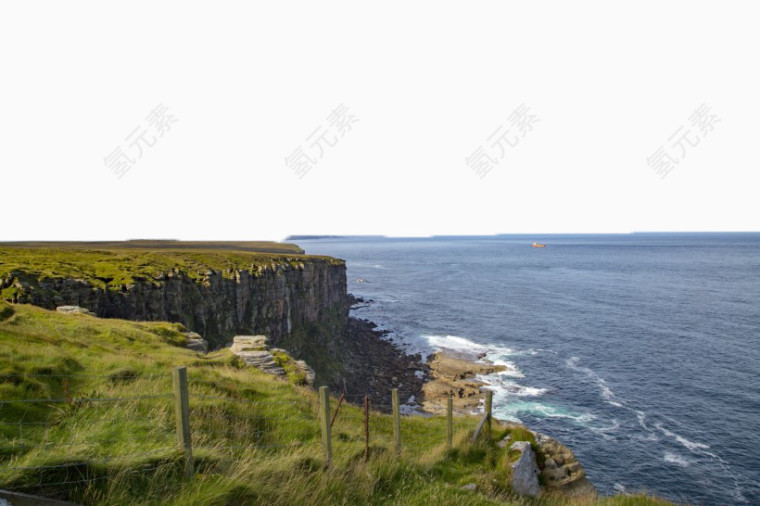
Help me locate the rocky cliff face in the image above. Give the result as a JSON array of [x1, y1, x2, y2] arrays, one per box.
[[1, 249, 429, 403], [1, 259, 349, 349]]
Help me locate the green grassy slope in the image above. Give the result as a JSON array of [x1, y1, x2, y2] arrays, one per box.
[[0, 240, 305, 254], [0, 303, 668, 505]]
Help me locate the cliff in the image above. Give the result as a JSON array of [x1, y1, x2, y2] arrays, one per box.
[[0, 246, 347, 360], [0, 245, 424, 394]]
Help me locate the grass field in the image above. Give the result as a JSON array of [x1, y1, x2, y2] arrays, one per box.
[[0, 302, 669, 505], [0, 240, 305, 254], [0, 242, 343, 293]]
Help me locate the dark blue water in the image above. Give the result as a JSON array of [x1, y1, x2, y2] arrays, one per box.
[[298, 234, 760, 504]]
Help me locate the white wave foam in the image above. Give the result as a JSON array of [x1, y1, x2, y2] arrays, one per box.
[[424, 334, 511, 356], [511, 348, 540, 356], [423, 334, 525, 376], [512, 386, 548, 397], [566, 356, 621, 406], [424, 335, 571, 422], [613, 483, 627, 493], [495, 366, 525, 378], [655, 423, 710, 452], [664, 452, 691, 467], [495, 401, 596, 425], [477, 374, 548, 397], [488, 357, 525, 377]]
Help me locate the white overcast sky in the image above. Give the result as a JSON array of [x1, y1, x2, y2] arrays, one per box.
[[1, 2, 758, 241]]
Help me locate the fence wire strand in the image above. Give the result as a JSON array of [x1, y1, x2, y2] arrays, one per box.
[[1, 376, 487, 498]]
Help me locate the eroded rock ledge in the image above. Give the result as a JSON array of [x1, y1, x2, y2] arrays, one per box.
[[230, 335, 315, 386], [420, 350, 596, 498], [535, 432, 596, 497], [422, 352, 505, 415]]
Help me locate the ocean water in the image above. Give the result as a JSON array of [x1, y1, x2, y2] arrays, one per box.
[[298, 234, 760, 505]]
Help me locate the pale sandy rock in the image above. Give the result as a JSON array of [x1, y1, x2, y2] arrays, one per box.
[[56, 305, 96, 316], [231, 335, 268, 353], [230, 336, 288, 377]]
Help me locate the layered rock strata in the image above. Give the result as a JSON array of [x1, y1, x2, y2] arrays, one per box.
[[3, 259, 348, 349]]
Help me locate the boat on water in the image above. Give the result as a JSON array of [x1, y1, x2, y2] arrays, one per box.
[[532, 242, 547, 248]]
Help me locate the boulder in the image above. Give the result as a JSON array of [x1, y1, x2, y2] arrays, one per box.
[[510, 441, 541, 497], [295, 360, 316, 386], [56, 305, 96, 316], [229, 336, 287, 377], [534, 432, 596, 498], [184, 332, 208, 353], [235, 350, 285, 374]]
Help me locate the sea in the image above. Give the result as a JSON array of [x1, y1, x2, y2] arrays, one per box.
[[297, 233, 760, 505]]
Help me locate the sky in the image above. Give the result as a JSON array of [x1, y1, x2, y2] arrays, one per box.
[[1, 1, 758, 241]]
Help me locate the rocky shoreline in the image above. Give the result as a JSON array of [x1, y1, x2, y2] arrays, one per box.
[[338, 307, 596, 498], [339, 301, 508, 417], [338, 298, 509, 414], [342, 294, 507, 415], [422, 351, 505, 415], [336, 315, 428, 409]]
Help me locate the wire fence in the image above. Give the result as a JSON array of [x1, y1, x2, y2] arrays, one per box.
[[188, 396, 319, 452], [0, 368, 494, 502], [0, 368, 321, 501], [325, 388, 493, 465], [0, 383, 177, 501]]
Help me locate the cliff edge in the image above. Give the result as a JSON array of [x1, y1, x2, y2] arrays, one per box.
[[0, 244, 423, 398]]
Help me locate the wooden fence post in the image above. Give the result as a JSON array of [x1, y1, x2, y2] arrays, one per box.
[[172, 366, 193, 478], [319, 386, 332, 468], [391, 389, 401, 455], [364, 395, 370, 461], [446, 394, 453, 449], [485, 390, 493, 440], [471, 390, 494, 443]]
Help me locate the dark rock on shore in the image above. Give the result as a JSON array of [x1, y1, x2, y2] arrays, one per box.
[[335, 317, 428, 410]]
